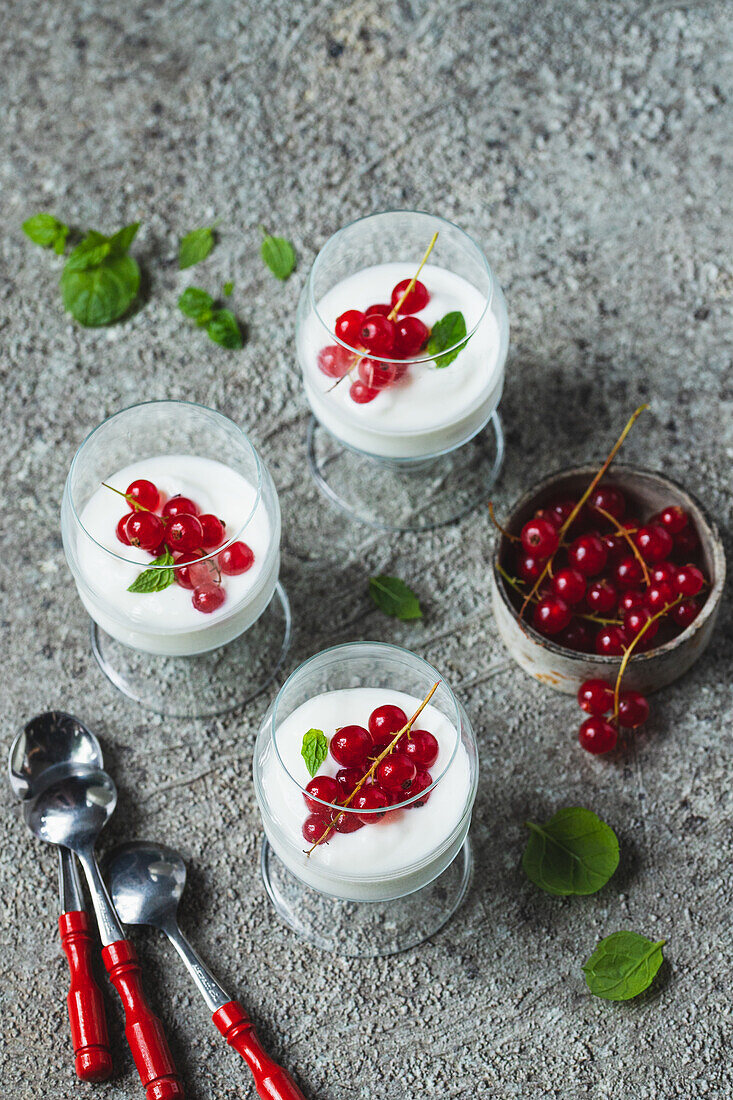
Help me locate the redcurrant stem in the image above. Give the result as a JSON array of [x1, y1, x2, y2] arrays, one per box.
[[488, 502, 519, 542], [495, 562, 537, 602], [387, 232, 439, 321], [577, 612, 624, 626], [519, 404, 649, 618], [306, 681, 440, 856], [101, 482, 150, 512], [594, 505, 650, 586], [612, 595, 682, 722]]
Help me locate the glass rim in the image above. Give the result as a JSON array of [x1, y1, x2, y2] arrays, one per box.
[[66, 399, 263, 568], [308, 209, 495, 366], [270, 640, 462, 816]]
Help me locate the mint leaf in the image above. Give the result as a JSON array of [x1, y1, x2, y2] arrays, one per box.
[[260, 229, 296, 280], [179, 225, 216, 269], [369, 575, 423, 621], [178, 287, 214, 321], [222, 281, 234, 296], [426, 311, 468, 368], [61, 253, 140, 327], [64, 232, 112, 272], [522, 807, 619, 897], [301, 729, 328, 778], [127, 549, 175, 594], [108, 222, 140, 256], [207, 308, 242, 349], [583, 932, 665, 1001], [22, 213, 69, 254]]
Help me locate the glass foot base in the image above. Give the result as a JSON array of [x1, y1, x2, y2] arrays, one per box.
[[306, 412, 504, 532], [260, 835, 473, 957], [90, 583, 292, 717]]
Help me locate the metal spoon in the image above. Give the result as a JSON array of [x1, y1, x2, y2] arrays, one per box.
[[106, 841, 307, 1100], [8, 712, 112, 1082], [25, 767, 185, 1100]]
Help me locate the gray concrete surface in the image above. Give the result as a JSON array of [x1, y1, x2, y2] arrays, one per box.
[[1, 1, 732, 1096]]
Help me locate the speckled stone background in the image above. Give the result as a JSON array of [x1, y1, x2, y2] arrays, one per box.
[[1, 1, 732, 1097]]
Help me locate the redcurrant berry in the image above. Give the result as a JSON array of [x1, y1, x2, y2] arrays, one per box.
[[586, 578, 618, 615], [333, 811, 364, 833], [578, 717, 618, 754], [614, 556, 644, 589], [191, 582, 226, 614], [618, 690, 649, 729], [635, 524, 673, 563], [116, 515, 132, 545], [578, 679, 614, 716], [218, 541, 254, 575], [645, 581, 674, 613], [126, 479, 160, 512], [349, 380, 379, 404], [167, 514, 204, 553], [595, 625, 627, 656], [364, 302, 391, 316], [521, 517, 559, 559], [368, 704, 407, 746], [674, 563, 705, 597], [588, 486, 625, 521], [358, 358, 399, 389], [396, 729, 439, 768], [199, 514, 226, 550], [557, 618, 594, 653], [353, 787, 390, 823], [302, 813, 332, 844], [390, 278, 429, 314], [651, 561, 677, 585], [303, 776, 340, 813], [335, 309, 365, 346], [618, 589, 645, 614], [601, 533, 626, 565], [330, 725, 372, 768], [162, 496, 200, 518], [125, 511, 164, 552], [174, 551, 213, 590], [335, 767, 365, 797], [549, 497, 577, 527], [533, 595, 572, 635], [359, 314, 395, 355], [672, 599, 700, 629], [393, 316, 429, 357], [656, 505, 688, 534], [375, 753, 416, 793], [317, 344, 353, 378], [552, 568, 586, 606], [518, 553, 544, 584], [624, 606, 659, 641], [673, 527, 699, 558], [568, 533, 607, 576]]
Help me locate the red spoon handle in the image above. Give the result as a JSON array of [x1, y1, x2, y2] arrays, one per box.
[[102, 940, 185, 1100], [213, 1000, 306, 1100], [59, 911, 113, 1082]]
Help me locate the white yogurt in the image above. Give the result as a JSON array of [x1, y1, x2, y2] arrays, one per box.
[[73, 455, 278, 656], [299, 261, 509, 459], [259, 687, 473, 901]]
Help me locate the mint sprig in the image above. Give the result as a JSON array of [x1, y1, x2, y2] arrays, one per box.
[[22, 213, 69, 254], [60, 223, 140, 326], [179, 224, 217, 270], [522, 807, 619, 897], [260, 228, 296, 281], [583, 932, 665, 1001], [301, 729, 328, 777], [369, 575, 423, 621], [177, 288, 243, 349], [127, 549, 175, 594], [426, 310, 468, 368]]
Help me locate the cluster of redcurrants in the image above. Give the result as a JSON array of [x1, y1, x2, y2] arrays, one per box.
[[301, 702, 439, 845], [576, 678, 649, 755], [115, 478, 254, 614], [317, 278, 431, 405], [509, 486, 707, 655]]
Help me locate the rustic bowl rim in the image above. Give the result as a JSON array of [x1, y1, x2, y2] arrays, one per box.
[[491, 463, 727, 665]]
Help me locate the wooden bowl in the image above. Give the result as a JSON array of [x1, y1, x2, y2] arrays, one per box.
[[491, 465, 726, 695]]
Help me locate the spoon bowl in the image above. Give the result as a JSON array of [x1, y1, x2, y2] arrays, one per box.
[[107, 842, 187, 930], [9, 711, 103, 800], [25, 767, 117, 854]]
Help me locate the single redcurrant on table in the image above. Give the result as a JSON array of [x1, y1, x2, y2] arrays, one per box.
[[162, 495, 200, 518], [303, 776, 340, 813], [191, 582, 225, 614], [521, 517, 559, 559], [578, 679, 615, 716], [218, 541, 255, 575], [330, 725, 373, 768], [125, 511, 164, 552], [335, 309, 365, 346], [578, 717, 618, 754], [126, 479, 160, 512], [390, 278, 429, 314], [167, 514, 205, 553]]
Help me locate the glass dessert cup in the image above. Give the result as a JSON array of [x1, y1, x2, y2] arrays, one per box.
[[61, 400, 291, 717], [253, 642, 479, 956], [296, 210, 509, 531]]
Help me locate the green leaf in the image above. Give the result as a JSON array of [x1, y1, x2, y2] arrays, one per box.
[[222, 281, 234, 297], [522, 807, 619, 896], [60, 253, 140, 326], [22, 213, 69, 253], [178, 287, 214, 320], [301, 729, 328, 778], [583, 931, 665, 1001], [108, 222, 140, 255], [179, 225, 216, 269], [127, 549, 176, 594], [206, 308, 242, 349], [369, 575, 423, 621], [260, 229, 296, 280], [426, 310, 468, 368]]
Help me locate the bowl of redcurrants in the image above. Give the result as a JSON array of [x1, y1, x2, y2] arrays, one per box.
[[491, 465, 725, 696]]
